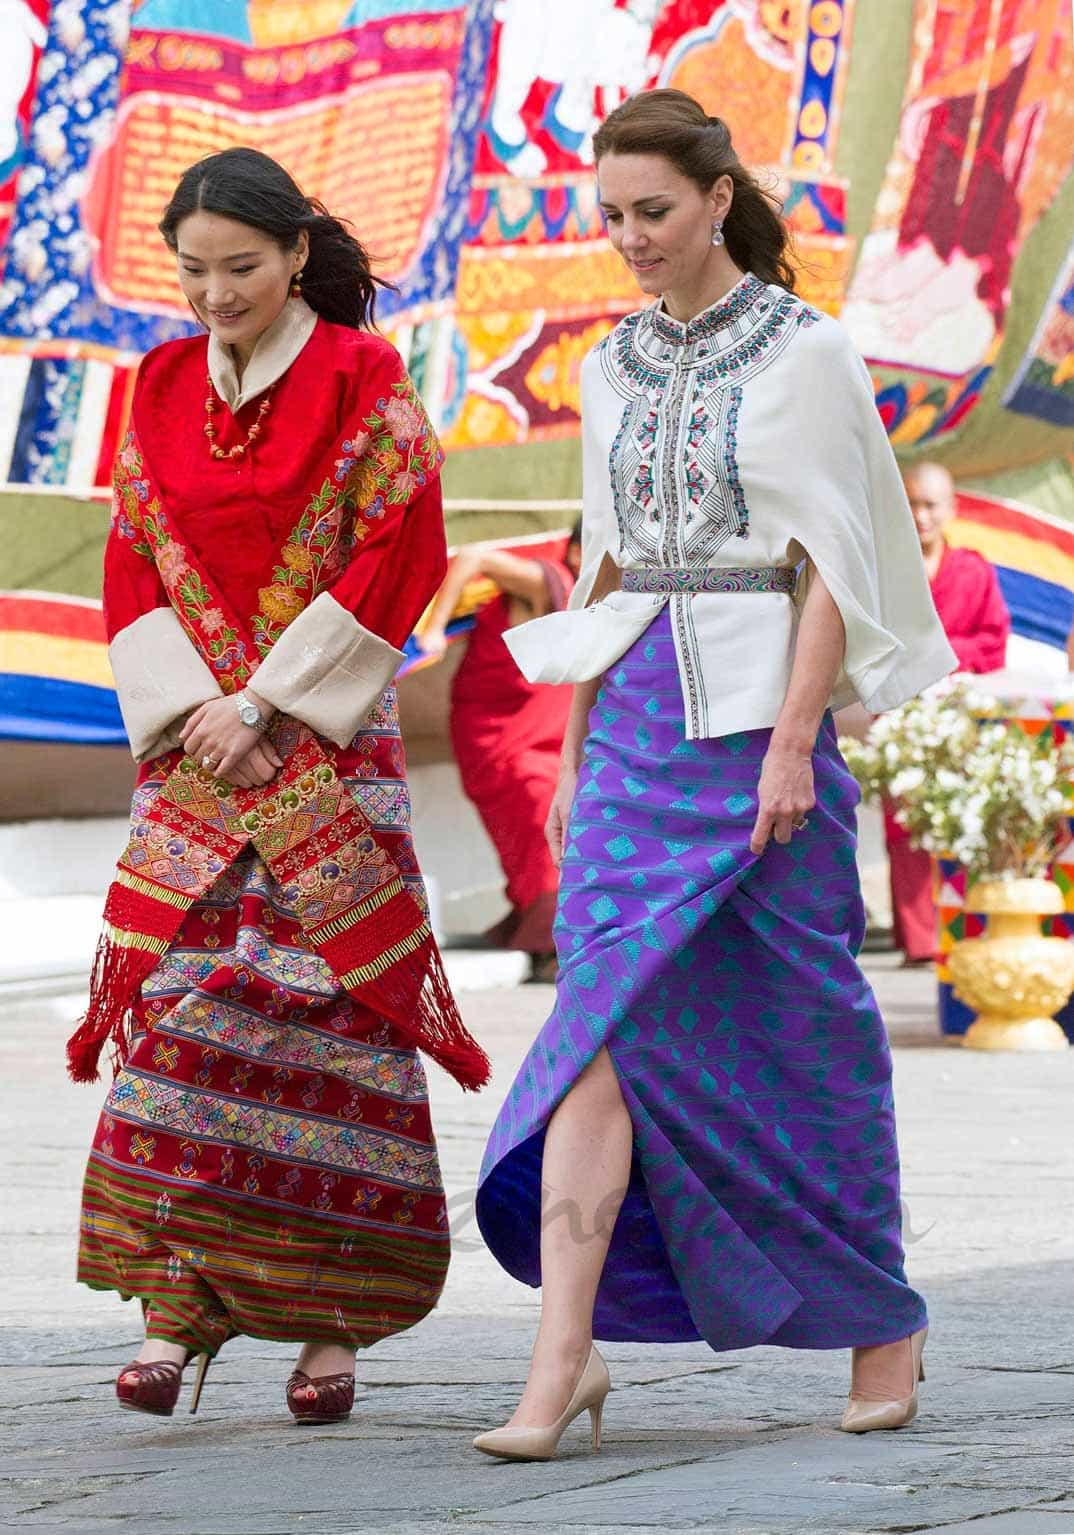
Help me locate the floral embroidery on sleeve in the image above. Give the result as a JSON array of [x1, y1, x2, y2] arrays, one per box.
[[254, 375, 442, 650], [254, 485, 356, 649], [111, 430, 253, 690], [111, 431, 153, 558], [339, 375, 443, 520]]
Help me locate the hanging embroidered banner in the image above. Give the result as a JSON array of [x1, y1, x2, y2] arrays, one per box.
[[2, 0, 1074, 489], [0, 0, 48, 261], [842, 0, 1074, 448], [443, 0, 857, 452], [1003, 238, 1074, 429], [0, 0, 491, 361]]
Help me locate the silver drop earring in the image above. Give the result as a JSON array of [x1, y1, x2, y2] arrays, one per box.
[[711, 219, 725, 247]]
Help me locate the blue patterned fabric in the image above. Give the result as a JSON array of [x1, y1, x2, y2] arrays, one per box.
[[476, 608, 927, 1350]]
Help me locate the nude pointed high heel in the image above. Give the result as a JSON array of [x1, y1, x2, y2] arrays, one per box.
[[472, 1346, 610, 1461], [841, 1325, 927, 1433]]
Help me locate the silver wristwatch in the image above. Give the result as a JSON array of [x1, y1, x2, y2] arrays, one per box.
[[235, 692, 268, 732]]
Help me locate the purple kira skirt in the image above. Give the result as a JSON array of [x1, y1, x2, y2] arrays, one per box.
[[476, 608, 927, 1350]]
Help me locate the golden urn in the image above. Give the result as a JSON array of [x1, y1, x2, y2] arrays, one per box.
[[948, 877, 1074, 1051]]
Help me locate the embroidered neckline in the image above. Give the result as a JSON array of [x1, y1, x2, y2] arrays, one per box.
[[207, 296, 318, 412], [601, 286, 818, 397], [648, 273, 767, 347]]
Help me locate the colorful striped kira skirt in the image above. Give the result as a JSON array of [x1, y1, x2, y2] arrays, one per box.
[[77, 690, 449, 1357], [476, 610, 927, 1350]]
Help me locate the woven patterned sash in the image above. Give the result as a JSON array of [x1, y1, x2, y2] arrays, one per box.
[[621, 565, 798, 595]]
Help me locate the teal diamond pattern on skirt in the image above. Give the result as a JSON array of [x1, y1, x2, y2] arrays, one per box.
[[724, 792, 753, 816], [588, 894, 621, 923], [606, 834, 638, 861]]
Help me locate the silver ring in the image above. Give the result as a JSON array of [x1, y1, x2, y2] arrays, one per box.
[[793, 816, 809, 831], [201, 754, 216, 769]]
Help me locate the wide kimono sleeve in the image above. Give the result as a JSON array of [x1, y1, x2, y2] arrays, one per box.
[[103, 424, 224, 763], [250, 345, 447, 746], [747, 316, 958, 713]]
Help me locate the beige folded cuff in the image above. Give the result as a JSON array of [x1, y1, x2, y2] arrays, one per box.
[[109, 607, 224, 762], [251, 591, 404, 747]]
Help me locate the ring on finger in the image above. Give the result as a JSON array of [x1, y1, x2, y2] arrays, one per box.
[[792, 816, 809, 831]]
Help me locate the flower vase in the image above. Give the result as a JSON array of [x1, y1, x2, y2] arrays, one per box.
[[948, 878, 1074, 1051]]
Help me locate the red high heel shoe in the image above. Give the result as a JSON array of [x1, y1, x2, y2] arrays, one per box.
[[286, 1369, 355, 1425], [116, 1352, 211, 1417]]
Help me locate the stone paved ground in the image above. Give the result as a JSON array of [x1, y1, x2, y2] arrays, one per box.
[[2, 957, 1073, 1534]]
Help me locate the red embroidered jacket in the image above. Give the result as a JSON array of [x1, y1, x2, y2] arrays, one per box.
[[105, 317, 446, 763]]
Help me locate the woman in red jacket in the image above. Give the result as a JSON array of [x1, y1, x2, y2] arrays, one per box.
[[68, 148, 486, 1425]]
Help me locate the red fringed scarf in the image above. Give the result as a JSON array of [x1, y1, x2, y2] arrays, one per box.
[[68, 421, 489, 1092]]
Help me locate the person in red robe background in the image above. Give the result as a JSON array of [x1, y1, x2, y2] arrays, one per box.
[[419, 526, 581, 981], [886, 463, 1011, 962]]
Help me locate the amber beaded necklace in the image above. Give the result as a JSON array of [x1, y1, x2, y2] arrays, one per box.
[[203, 373, 275, 460]]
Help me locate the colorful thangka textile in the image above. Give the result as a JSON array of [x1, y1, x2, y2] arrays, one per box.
[[79, 693, 449, 1356], [6, 3, 1074, 486], [476, 610, 927, 1351]]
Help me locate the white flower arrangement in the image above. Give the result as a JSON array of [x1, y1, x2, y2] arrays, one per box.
[[839, 682, 1074, 885]]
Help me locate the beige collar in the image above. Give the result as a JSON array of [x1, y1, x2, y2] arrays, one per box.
[[207, 296, 318, 411]]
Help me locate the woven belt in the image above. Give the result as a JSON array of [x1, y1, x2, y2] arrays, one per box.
[[621, 565, 797, 596]]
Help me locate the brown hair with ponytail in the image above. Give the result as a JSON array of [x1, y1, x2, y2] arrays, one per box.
[[591, 89, 795, 294]]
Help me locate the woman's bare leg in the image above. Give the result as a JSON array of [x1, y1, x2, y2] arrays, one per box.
[[129, 1339, 188, 1367], [849, 1336, 920, 1396], [130, 1339, 353, 1377], [296, 1342, 355, 1376], [506, 1046, 633, 1428]]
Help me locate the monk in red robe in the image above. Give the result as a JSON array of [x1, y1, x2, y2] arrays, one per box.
[[886, 463, 1011, 962], [420, 528, 581, 980]]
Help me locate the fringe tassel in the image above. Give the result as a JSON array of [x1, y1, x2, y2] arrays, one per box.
[[413, 941, 491, 1092], [317, 882, 490, 1090], [67, 873, 193, 1083], [339, 931, 490, 1092], [65, 928, 160, 1083]]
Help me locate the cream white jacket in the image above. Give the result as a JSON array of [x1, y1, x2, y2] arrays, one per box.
[[506, 274, 956, 739]]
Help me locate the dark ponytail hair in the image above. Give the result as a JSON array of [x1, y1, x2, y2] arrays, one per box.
[[591, 89, 795, 293], [159, 147, 395, 330]]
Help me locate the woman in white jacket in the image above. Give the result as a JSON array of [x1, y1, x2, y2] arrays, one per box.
[[473, 88, 954, 1461]]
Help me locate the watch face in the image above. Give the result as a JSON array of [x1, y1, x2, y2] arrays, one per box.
[[239, 700, 260, 726]]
